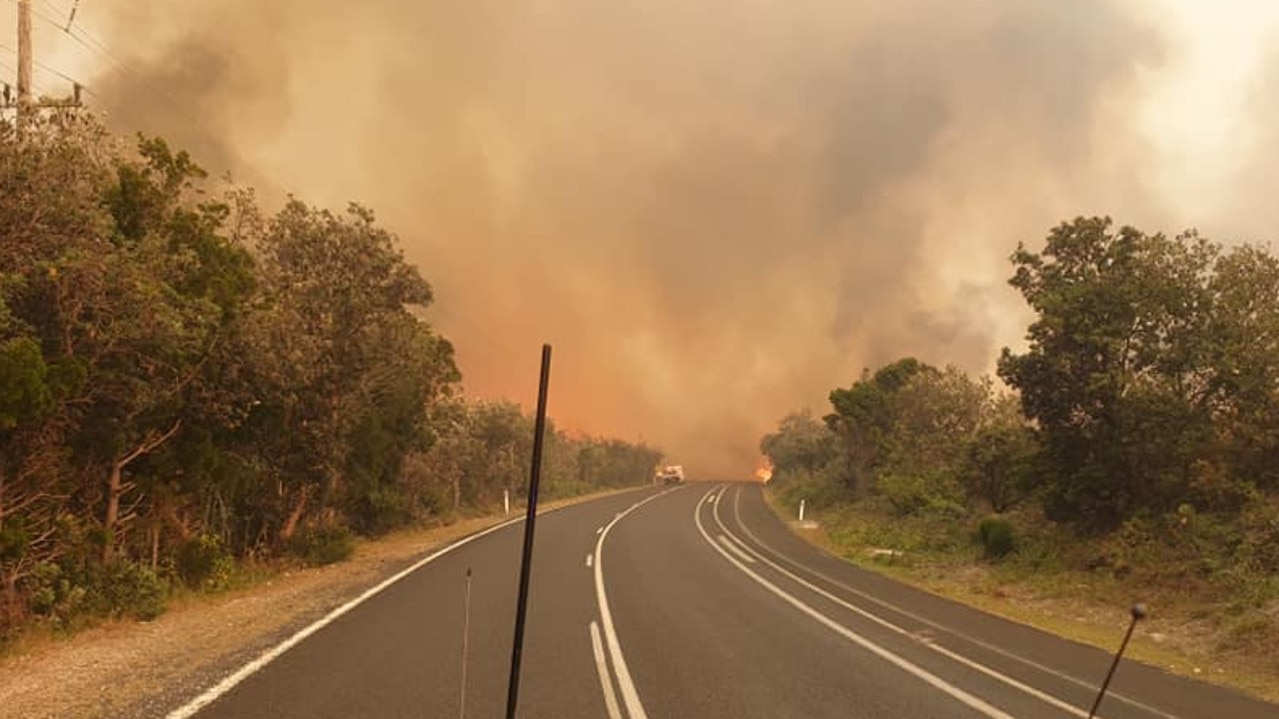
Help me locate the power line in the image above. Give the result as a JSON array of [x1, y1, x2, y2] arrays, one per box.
[[37, 0, 69, 22], [8, 0, 214, 132], [0, 40, 93, 97], [9, 0, 147, 85], [4, 0, 59, 33]]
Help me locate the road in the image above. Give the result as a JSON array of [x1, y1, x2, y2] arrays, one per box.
[[169, 483, 1279, 718]]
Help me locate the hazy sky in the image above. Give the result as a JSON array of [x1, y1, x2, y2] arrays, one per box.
[[5, 0, 1279, 476]]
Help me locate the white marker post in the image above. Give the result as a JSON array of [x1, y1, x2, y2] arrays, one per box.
[[504, 489, 510, 517], [798, 499, 806, 523]]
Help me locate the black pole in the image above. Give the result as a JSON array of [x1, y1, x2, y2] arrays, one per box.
[[1088, 603, 1147, 719], [505, 344, 552, 719]]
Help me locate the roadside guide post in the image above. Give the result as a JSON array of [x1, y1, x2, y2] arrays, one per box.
[[1088, 603, 1147, 718]]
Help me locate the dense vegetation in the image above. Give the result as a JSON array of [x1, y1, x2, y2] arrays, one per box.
[[0, 119, 660, 641], [763, 217, 1279, 674]]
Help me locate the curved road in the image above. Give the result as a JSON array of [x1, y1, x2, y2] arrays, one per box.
[[170, 483, 1278, 718]]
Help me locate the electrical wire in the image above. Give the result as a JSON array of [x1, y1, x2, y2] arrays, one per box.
[[0, 40, 96, 97], [4, 0, 218, 140]]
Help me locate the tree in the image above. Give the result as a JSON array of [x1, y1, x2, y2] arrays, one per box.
[[998, 217, 1219, 528], [824, 357, 929, 492], [1205, 245, 1279, 494], [759, 410, 835, 480], [248, 199, 451, 542], [961, 396, 1039, 513]]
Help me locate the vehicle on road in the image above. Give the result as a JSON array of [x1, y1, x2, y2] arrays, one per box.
[[656, 464, 685, 485]]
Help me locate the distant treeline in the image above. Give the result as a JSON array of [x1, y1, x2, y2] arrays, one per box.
[[763, 217, 1279, 593], [0, 119, 660, 639]]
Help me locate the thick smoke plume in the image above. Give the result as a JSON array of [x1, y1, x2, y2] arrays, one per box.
[[82, 0, 1164, 475]]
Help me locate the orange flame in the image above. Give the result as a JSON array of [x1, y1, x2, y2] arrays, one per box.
[[755, 457, 774, 482]]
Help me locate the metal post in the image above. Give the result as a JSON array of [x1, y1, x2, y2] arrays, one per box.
[[504, 489, 510, 517], [505, 344, 552, 719], [458, 568, 473, 719], [799, 499, 806, 522], [1088, 603, 1147, 718]]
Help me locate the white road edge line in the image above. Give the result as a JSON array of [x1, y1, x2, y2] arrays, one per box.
[[695, 485, 1017, 719], [727, 486, 1181, 719], [715, 488, 1109, 719], [167, 508, 548, 719], [594, 487, 682, 719], [590, 621, 624, 719], [717, 534, 756, 564]]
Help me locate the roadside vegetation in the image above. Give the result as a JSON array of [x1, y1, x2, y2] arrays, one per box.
[[762, 217, 1279, 696], [0, 117, 660, 649]]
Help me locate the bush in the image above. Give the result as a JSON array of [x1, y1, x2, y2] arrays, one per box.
[[978, 517, 1017, 560], [543, 478, 592, 501], [23, 558, 169, 628], [95, 562, 168, 621], [774, 467, 850, 514], [879, 472, 966, 518], [1238, 500, 1279, 574], [24, 561, 85, 627], [290, 524, 355, 566], [351, 489, 414, 537], [176, 534, 235, 591]]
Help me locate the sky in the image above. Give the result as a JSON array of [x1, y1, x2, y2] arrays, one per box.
[[4, 0, 1279, 477]]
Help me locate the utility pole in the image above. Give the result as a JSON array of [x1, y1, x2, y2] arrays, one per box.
[[3, 0, 84, 128], [16, 0, 33, 120]]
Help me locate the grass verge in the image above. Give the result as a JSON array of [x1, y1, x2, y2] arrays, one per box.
[[762, 488, 1279, 704]]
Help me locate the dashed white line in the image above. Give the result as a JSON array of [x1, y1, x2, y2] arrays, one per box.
[[586, 553, 593, 568]]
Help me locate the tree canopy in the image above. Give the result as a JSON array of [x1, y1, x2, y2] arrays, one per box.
[[0, 119, 661, 637]]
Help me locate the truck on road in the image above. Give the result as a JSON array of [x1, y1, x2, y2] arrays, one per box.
[[656, 465, 685, 485]]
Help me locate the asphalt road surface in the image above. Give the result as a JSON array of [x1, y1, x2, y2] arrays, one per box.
[[169, 483, 1279, 718]]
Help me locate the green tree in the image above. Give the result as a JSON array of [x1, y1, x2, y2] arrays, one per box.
[[760, 409, 835, 479], [961, 396, 1039, 513], [1205, 245, 1279, 495], [999, 217, 1219, 528], [824, 357, 929, 492]]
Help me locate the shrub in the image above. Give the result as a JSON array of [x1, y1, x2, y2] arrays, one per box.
[[96, 562, 168, 621], [978, 517, 1017, 560], [774, 467, 850, 514], [176, 534, 235, 592], [23, 557, 169, 628], [880, 472, 966, 518], [290, 524, 355, 566]]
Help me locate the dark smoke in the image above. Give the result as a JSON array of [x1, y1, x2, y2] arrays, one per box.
[[83, 0, 1164, 475]]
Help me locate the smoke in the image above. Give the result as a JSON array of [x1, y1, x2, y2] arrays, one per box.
[[82, 0, 1165, 476], [1231, 43, 1279, 239]]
